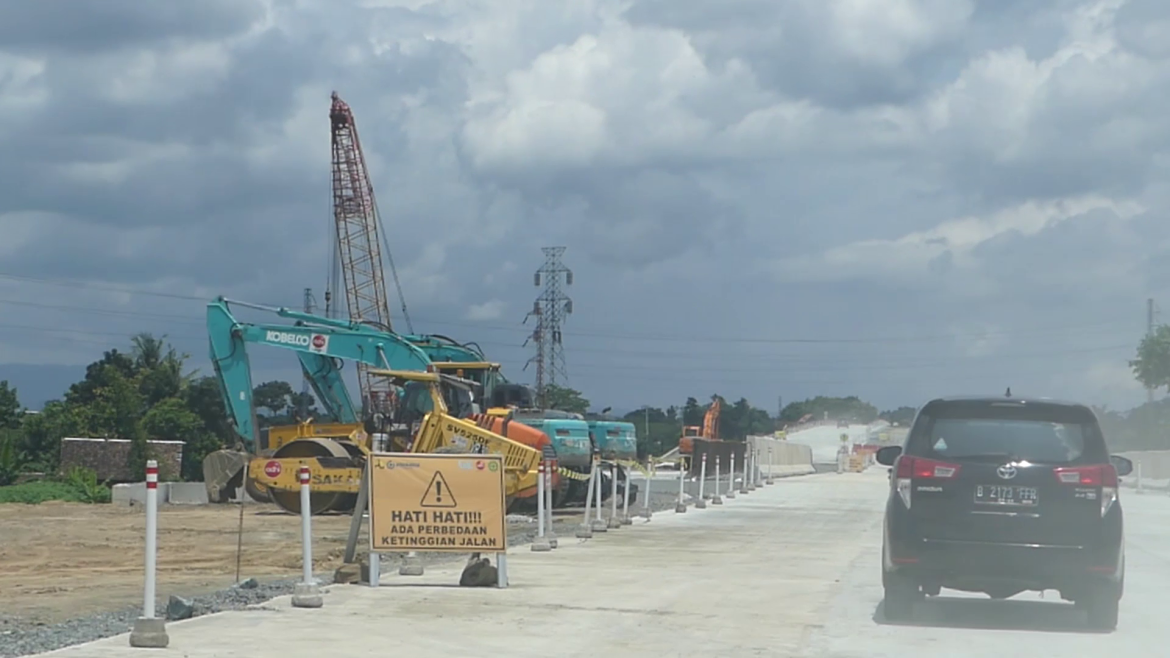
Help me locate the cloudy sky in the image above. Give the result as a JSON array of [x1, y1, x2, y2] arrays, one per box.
[[0, 0, 1167, 413]]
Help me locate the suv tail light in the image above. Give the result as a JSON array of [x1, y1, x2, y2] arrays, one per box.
[[894, 456, 961, 508], [1054, 464, 1119, 516], [896, 456, 961, 479]]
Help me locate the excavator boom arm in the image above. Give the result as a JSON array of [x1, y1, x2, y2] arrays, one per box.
[[207, 298, 433, 451]]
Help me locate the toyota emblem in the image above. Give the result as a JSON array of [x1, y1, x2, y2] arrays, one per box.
[[997, 464, 1018, 480]]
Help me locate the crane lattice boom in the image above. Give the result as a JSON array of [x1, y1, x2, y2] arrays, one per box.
[[329, 91, 396, 414]]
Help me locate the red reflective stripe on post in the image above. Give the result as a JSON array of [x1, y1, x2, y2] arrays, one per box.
[[146, 460, 158, 489], [298, 466, 311, 484]]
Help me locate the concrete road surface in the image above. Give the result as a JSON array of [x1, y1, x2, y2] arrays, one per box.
[[32, 469, 1170, 657]]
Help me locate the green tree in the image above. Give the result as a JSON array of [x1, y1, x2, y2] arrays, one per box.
[[65, 349, 137, 406], [880, 406, 918, 425], [0, 380, 20, 430], [18, 401, 85, 472], [1131, 325, 1170, 393], [543, 384, 590, 414], [681, 397, 703, 426], [141, 397, 211, 480], [80, 365, 145, 440], [780, 396, 878, 424], [253, 380, 296, 417]]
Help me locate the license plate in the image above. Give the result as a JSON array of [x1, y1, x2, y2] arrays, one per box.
[[975, 484, 1039, 507]]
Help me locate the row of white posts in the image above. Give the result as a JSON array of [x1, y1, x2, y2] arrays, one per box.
[[672, 444, 772, 514], [129, 446, 777, 647], [130, 461, 324, 649]]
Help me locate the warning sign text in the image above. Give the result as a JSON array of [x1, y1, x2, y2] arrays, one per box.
[[368, 453, 507, 553]]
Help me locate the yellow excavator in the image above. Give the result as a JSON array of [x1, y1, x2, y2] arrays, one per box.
[[203, 298, 543, 515], [247, 369, 543, 514]]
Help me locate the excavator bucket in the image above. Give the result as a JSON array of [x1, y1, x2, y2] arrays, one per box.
[[202, 449, 250, 503]]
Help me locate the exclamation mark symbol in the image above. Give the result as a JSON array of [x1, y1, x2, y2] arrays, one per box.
[[435, 481, 443, 504]]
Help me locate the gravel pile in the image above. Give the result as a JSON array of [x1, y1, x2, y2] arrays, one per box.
[[0, 576, 327, 658], [0, 489, 685, 657]]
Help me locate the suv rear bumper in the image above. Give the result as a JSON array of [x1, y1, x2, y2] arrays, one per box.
[[886, 534, 1123, 595]]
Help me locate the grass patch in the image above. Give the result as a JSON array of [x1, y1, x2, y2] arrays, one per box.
[[0, 467, 112, 505]]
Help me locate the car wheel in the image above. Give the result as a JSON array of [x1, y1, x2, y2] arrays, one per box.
[[1083, 589, 1119, 631], [883, 576, 919, 622]]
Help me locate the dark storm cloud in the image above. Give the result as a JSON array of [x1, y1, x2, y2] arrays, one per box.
[[1, 0, 1168, 412], [0, 0, 266, 54]]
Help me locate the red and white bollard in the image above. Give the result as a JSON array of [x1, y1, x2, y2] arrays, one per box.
[[532, 461, 551, 552], [545, 460, 559, 548], [695, 453, 708, 509], [292, 465, 323, 608], [129, 460, 168, 648]]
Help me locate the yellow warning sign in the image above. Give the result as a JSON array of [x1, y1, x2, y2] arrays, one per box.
[[367, 453, 507, 553]]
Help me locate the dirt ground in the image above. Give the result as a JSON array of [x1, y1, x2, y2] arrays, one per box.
[[0, 500, 608, 626], [0, 501, 377, 625]]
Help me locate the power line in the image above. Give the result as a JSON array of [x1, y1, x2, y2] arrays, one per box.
[[0, 270, 1148, 346]]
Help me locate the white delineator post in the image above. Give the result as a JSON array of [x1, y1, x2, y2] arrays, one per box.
[[695, 453, 708, 509], [292, 466, 324, 608], [765, 446, 775, 485], [639, 461, 654, 519], [129, 460, 168, 648], [739, 447, 750, 494], [545, 461, 558, 548], [675, 459, 688, 513], [607, 464, 622, 529], [577, 460, 596, 538], [620, 464, 633, 525], [591, 456, 608, 532], [726, 454, 737, 499], [532, 461, 552, 552], [748, 444, 758, 490], [711, 455, 723, 505]]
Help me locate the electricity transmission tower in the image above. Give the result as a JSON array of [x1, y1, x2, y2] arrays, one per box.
[[524, 247, 574, 408]]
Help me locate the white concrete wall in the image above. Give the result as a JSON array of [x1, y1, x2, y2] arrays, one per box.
[[111, 482, 210, 506], [747, 435, 816, 477]]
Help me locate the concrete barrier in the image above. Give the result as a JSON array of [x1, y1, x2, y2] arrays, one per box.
[[746, 436, 816, 478], [112, 482, 211, 506], [1117, 450, 1170, 492]]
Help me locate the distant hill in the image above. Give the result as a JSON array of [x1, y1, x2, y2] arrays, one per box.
[[0, 363, 86, 410]]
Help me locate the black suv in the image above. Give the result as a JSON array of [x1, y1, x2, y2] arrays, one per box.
[[876, 395, 1132, 630]]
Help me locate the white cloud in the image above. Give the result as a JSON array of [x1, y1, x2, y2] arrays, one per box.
[[465, 299, 505, 321], [2, 0, 1170, 415]]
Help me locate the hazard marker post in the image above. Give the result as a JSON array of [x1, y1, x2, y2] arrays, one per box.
[[292, 466, 324, 607], [748, 442, 758, 489], [544, 461, 558, 548], [607, 463, 622, 529], [739, 447, 750, 495], [577, 459, 596, 538], [129, 460, 168, 648], [727, 454, 737, 500], [765, 446, 775, 485], [532, 461, 551, 552], [695, 453, 708, 509], [711, 456, 723, 505], [674, 459, 688, 513], [620, 464, 633, 525], [639, 461, 654, 519], [367, 453, 510, 588], [590, 454, 608, 533]]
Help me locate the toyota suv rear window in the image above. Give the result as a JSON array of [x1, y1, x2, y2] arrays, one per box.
[[906, 400, 1108, 465]]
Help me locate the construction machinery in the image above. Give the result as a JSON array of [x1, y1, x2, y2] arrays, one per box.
[[590, 419, 638, 463], [249, 368, 541, 511], [202, 297, 545, 515], [678, 397, 722, 470]]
